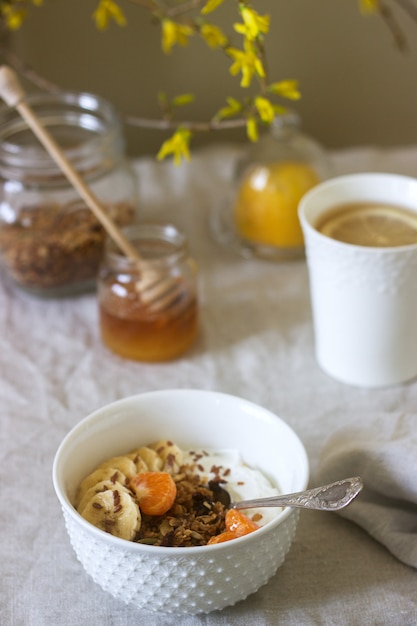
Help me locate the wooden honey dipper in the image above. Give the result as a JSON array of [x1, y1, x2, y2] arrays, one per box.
[[0, 65, 183, 311]]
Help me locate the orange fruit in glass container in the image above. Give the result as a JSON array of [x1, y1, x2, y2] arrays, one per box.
[[129, 471, 177, 516], [234, 161, 320, 248]]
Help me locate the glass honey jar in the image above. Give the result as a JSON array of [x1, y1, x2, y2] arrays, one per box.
[[97, 224, 199, 362], [0, 90, 138, 297], [211, 111, 331, 261]]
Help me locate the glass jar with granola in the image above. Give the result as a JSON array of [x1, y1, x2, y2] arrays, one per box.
[[0, 90, 138, 297]]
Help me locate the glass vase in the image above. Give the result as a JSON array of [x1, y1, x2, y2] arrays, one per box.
[[211, 111, 331, 261]]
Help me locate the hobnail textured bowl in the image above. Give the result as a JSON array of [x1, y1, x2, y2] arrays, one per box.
[[53, 389, 309, 615]]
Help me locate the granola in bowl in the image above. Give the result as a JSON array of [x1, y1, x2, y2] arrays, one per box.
[[75, 440, 280, 547]]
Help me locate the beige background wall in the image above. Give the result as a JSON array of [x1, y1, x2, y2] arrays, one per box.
[[6, 0, 417, 157]]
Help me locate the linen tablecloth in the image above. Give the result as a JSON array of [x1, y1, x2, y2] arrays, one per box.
[[2, 143, 417, 626]]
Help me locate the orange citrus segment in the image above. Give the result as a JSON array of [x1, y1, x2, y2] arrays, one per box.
[[208, 509, 260, 545], [129, 471, 177, 516], [318, 204, 417, 247], [207, 530, 237, 545], [225, 509, 260, 536], [234, 161, 320, 247]]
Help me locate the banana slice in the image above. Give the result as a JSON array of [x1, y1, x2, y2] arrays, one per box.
[[129, 446, 164, 472], [97, 455, 137, 478], [75, 467, 128, 508], [149, 440, 184, 473], [76, 479, 131, 514], [79, 489, 141, 540], [128, 446, 163, 472]]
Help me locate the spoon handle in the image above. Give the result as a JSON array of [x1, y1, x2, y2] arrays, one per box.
[[234, 476, 363, 512]]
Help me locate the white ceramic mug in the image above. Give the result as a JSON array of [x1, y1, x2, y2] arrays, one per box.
[[298, 172, 417, 388]]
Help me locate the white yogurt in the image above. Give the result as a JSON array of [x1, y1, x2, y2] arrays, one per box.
[[183, 449, 281, 526]]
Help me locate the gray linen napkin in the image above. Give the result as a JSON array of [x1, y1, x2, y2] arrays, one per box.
[[316, 412, 417, 569]]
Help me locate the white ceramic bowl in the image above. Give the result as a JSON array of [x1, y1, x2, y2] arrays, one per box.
[[53, 389, 309, 615]]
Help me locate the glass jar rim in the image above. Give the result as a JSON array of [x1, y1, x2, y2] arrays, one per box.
[[270, 110, 300, 136], [0, 90, 124, 182], [104, 223, 188, 270]]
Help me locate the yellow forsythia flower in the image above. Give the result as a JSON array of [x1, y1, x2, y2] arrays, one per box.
[[161, 19, 194, 54], [201, 23, 227, 49], [246, 117, 259, 142], [216, 97, 243, 119], [227, 39, 265, 88], [1, 5, 27, 30], [269, 80, 301, 100], [201, 0, 225, 15], [359, 0, 380, 14], [171, 93, 194, 107], [254, 97, 275, 123], [1, 0, 44, 30], [157, 128, 192, 166], [93, 0, 126, 30], [234, 7, 270, 41]]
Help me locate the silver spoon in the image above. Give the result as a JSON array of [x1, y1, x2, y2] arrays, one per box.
[[211, 476, 363, 512]]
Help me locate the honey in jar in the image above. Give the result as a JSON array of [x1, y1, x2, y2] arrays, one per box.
[[98, 224, 199, 362]]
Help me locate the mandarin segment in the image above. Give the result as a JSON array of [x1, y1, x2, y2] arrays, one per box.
[[225, 508, 260, 536], [207, 509, 260, 544], [207, 530, 237, 545], [130, 471, 177, 516]]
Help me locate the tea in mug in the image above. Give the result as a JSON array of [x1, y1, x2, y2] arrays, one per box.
[[315, 202, 417, 247]]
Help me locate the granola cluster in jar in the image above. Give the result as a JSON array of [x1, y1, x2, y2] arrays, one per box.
[[0, 201, 135, 293]]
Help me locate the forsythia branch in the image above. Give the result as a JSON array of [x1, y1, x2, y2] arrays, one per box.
[[0, 0, 416, 163]]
